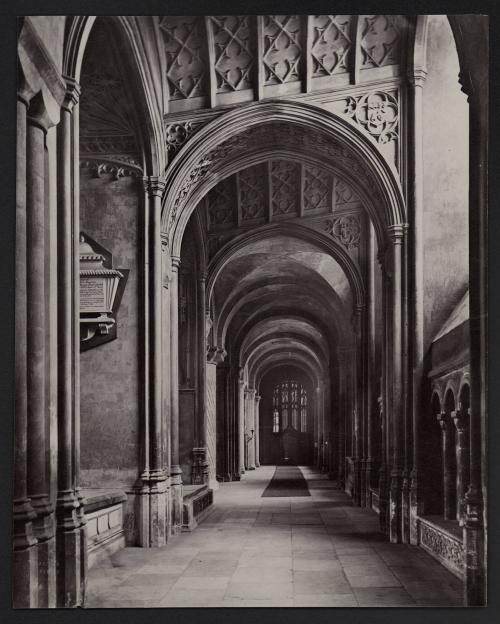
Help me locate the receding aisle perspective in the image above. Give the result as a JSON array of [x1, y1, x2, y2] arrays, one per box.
[[85, 467, 462, 608]]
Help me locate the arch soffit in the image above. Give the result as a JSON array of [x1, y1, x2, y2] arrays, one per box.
[[216, 278, 349, 348], [232, 306, 349, 356], [208, 222, 365, 312], [246, 338, 326, 378], [241, 328, 330, 367], [255, 356, 321, 390], [239, 316, 328, 357], [257, 362, 317, 393], [249, 347, 325, 388], [63, 15, 165, 175], [164, 99, 406, 254]]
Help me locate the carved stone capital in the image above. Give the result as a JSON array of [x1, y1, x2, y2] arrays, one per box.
[[171, 255, 181, 270], [452, 409, 469, 433], [408, 68, 428, 89], [62, 76, 81, 112], [437, 411, 452, 431], [387, 223, 406, 244], [143, 176, 166, 198], [207, 346, 226, 364]]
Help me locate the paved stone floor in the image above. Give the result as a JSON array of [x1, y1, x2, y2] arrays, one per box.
[[85, 466, 463, 607]]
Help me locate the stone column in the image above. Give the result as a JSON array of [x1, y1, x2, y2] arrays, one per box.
[[353, 308, 364, 505], [26, 91, 58, 607], [459, 34, 487, 604], [255, 395, 261, 467], [192, 273, 209, 485], [336, 353, 346, 489], [207, 347, 225, 489], [389, 225, 404, 543], [143, 177, 168, 546], [170, 255, 183, 533], [245, 388, 256, 470], [13, 83, 38, 609], [55, 79, 86, 606], [238, 370, 246, 476], [378, 252, 389, 535], [453, 409, 469, 523], [365, 223, 377, 507], [437, 412, 455, 521], [409, 68, 428, 545]]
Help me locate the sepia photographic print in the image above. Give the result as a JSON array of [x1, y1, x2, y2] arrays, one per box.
[[11, 8, 488, 611]]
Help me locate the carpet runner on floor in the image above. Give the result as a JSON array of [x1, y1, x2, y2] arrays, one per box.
[[261, 466, 310, 497]]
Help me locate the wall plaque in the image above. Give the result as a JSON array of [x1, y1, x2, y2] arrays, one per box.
[[79, 233, 129, 351]]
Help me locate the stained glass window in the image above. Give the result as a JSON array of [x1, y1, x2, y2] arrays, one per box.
[[272, 381, 308, 432]]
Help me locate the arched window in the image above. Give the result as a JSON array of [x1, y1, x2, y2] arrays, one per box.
[[272, 381, 308, 433]]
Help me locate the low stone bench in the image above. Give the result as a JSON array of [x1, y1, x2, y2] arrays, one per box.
[[182, 485, 214, 532], [81, 489, 127, 568]]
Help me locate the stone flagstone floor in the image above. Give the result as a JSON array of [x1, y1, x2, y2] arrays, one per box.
[[85, 466, 463, 608]]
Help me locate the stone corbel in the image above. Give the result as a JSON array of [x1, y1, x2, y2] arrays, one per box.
[[207, 346, 227, 364]]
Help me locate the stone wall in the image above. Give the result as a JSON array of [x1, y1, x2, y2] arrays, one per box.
[[79, 170, 142, 488], [422, 15, 469, 352]]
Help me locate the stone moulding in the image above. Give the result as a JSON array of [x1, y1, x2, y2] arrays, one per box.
[[161, 99, 405, 257], [80, 157, 143, 179]]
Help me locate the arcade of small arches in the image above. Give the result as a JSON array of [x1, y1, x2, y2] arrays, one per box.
[[14, 14, 487, 608]]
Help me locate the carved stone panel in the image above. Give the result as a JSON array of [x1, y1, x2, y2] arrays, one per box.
[[304, 165, 332, 213], [311, 15, 352, 77], [419, 519, 465, 578], [263, 15, 302, 85], [208, 176, 237, 229], [239, 164, 267, 221], [271, 160, 300, 217], [159, 16, 208, 100], [324, 215, 361, 250], [344, 91, 399, 144], [335, 177, 361, 207], [360, 15, 403, 69], [210, 16, 254, 93]]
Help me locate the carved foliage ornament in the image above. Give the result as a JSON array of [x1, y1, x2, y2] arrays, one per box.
[[344, 91, 399, 144], [211, 16, 254, 93], [165, 120, 205, 157], [324, 215, 361, 249], [420, 522, 464, 572], [263, 15, 302, 85], [160, 16, 207, 100], [311, 15, 352, 77]]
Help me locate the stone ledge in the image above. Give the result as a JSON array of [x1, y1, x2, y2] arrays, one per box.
[[182, 487, 214, 532], [81, 488, 127, 514]]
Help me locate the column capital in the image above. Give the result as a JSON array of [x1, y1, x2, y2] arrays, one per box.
[[143, 176, 166, 198], [452, 409, 469, 432], [245, 387, 256, 399], [171, 255, 181, 270], [207, 345, 226, 364], [255, 394, 261, 404], [437, 411, 452, 430], [62, 76, 81, 112], [387, 223, 407, 243], [408, 68, 428, 88], [27, 89, 60, 133]]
